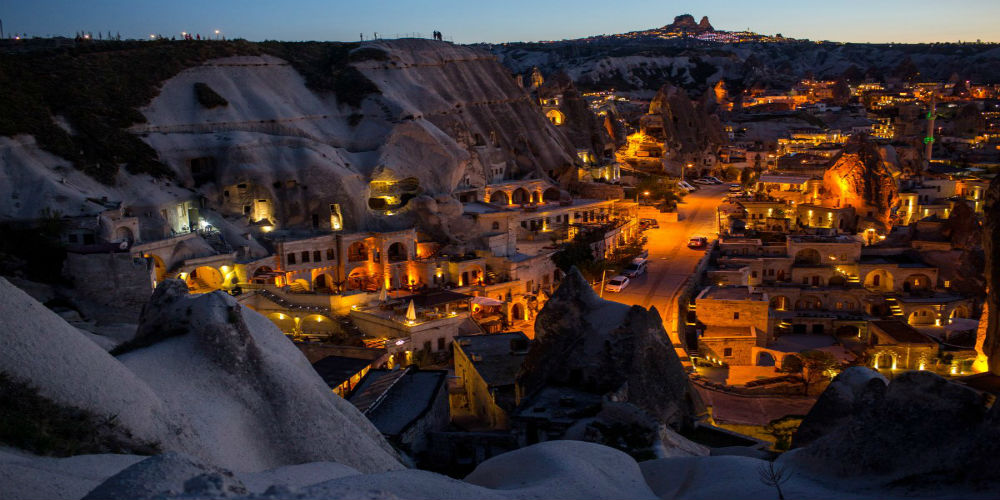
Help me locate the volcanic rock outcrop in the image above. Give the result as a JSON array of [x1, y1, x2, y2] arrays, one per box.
[[981, 174, 1000, 374], [792, 369, 1000, 483], [537, 72, 617, 167], [641, 84, 726, 172], [517, 267, 700, 429], [822, 135, 900, 228]]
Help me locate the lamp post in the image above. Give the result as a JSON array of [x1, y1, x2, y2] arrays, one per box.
[[599, 268, 612, 298]]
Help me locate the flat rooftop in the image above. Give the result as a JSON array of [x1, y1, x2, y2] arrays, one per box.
[[699, 286, 765, 301]]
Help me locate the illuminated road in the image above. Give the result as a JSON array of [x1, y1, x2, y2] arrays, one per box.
[[600, 184, 727, 345]]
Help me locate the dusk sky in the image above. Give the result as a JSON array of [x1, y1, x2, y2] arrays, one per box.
[[4, 0, 999, 44]]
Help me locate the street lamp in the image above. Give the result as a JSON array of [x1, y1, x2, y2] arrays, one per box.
[[214, 29, 221, 40], [599, 268, 612, 298]]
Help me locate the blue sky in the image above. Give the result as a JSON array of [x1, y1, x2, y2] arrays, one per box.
[[4, 0, 998, 43]]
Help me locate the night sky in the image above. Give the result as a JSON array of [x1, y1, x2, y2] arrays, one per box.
[[4, 0, 999, 44]]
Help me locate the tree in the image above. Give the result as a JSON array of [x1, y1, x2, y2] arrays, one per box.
[[799, 350, 838, 395], [758, 462, 792, 500], [780, 354, 803, 374], [764, 415, 804, 451], [739, 167, 757, 189]]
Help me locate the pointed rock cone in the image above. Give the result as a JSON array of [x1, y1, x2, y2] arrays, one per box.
[[405, 299, 416, 322]]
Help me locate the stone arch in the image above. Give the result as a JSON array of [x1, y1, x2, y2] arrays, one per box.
[[874, 351, 897, 370], [387, 242, 408, 262], [145, 253, 167, 282], [531, 191, 541, 204], [512, 188, 530, 205], [908, 307, 937, 326], [903, 273, 933, 292], [314, 273, 336, 292], [300, 314, 338, 334], [266, 312, 297, 333], [348, 241, 368, 262], [511, 302, 527, 322], [757, 351, 776, 367], [831, 295, 860, 311], [545, 109, 565, 125], [190, 266, 224, 292], [489, 191, 509, 205], [950, 305, 970, 319], [864, 269, 895, 292], [795, 295, 823, 310], [114, 226, 135, 244], [543, 187, 561, 203], [794, 248, 821, 265], [770, 295, 790, 311]]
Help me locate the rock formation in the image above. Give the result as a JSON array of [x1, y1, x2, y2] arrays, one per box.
[[982, 174, 1000, 374], [641, 84, 726, 173], [698, 16, 714, 31], [537, 72, 617, 165], [792, 370, 1000, 483], [822, 136, 900, 228], [517, 267, 700, 429]]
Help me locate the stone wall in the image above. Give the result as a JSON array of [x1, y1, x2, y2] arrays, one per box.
[[63, 252, 153, 323]]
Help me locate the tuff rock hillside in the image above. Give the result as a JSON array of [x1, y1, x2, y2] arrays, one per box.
[[822, 135, 901, 228], [0, 39, 578, 239]]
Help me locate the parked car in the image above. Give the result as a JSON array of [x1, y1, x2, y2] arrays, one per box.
[[678, 180, 698, 192], [640, 218, 659, 229], [688, 236, 708, 249], [694, 178, 712, 185], [706, 176, 724, 184], [728, 184, 742, 193], [623, 258, 648, 278], [604, 275, 631, 293]]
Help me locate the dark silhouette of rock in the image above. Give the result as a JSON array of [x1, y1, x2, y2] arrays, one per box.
[[794, 371, 999, 483], [516, 267, 700, 429], [790, 367, 887, 449], [944, 199, 981, 250], [697, 16, 714, 31], [982, 174, 1000, 374], [642, 84, 726, 170]]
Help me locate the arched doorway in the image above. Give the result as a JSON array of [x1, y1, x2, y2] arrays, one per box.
[[530, 191, 541, 204], [908, 308, 937, 326], [348, 241, 368, 262], [387, 242, 407, 262], [266, 312, 296, 334], [545, 109, 565, 125], [114, 226, 134, 244], [489, 191, 509, 205], [770, 296, 790, 311], [950, 305, 970, 319], [512, 188, 530, 205], [314, 273, 336, 293], [145, 253, 167, 282], [874, 352, 896, 370], [903, 274, 932, 292], [543, 187, 561, 203], [190, 266, 223, 292], [757, 352, 776, 367], [864, 269, 894, 292], [511, 302, 526, 322], [300, 314, 337, 335], [795, 295, 822, 310]]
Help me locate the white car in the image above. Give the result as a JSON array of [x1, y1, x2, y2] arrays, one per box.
[[623, 258, 648, 278], [604, 275, 631, 293], [706, 176, 724, 184]]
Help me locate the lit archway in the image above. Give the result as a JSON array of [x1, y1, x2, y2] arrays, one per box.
[[266, 312, 296, 333], [757, 352, 776, 367], [543, 187, 561, 203], [190, 266, 224, 292], [387, 242, 408, 262], [794, 248, 821, 265], [489, 191, 510, 205], [314, 273, 336, 292], [300, 314, 338, 335], [907, 308, 937, 326], [903, 273, 933, 292], [950, 305, 970, 319], [864, 269, 895, 292], [512, 188, 530, 205], [770, 295, 790, 311], [511, 302, 526, 322], [145, 253, 167, 282], [347, 267, 371, 291], [545, 109, 565, 125], [114, 226, 135, 244]]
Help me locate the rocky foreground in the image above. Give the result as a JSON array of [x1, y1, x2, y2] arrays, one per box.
[[2, 274, 999, 499]]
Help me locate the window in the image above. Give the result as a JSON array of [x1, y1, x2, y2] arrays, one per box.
[[301, 251, 310, 263], [492, 222, 501, 231], [287, 253, 296, 264], [326, 248, 336, 260], [437, 337, 446, 350], [733, 312, 740, 320], [313, 250, 321, 262], [723, 348, 733, 357], [751, 271, 758, 278]]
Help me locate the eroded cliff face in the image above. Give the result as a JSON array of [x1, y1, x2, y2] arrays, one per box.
[[822, 136, 900, 228], [981, 175, 1000, 374], [642, 84, 726, 168], [537, 72, 617, 163], [1, 40, 579, 239]]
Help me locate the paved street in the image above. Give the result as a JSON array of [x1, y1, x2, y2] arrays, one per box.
[[600, 184, 727, 344]]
